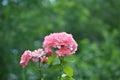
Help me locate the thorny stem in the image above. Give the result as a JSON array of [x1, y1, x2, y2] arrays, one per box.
[[38, 58, 45, 80], [58, 57, 64, 80]]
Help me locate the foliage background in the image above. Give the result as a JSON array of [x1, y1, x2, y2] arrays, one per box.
[[0, 0, 120, 80]]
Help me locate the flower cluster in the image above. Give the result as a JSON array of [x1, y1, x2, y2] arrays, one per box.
[[43, 32, 78, 57], [20, 49, 48, 67], [20, 32, 78, 67]]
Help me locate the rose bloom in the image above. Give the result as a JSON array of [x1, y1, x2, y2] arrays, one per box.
[[40, 56, 48, 63], [43, 32, 78, 57], [31, 49, 46, 62], [20, 50, 31, 67], [44, 47, 52, 56]]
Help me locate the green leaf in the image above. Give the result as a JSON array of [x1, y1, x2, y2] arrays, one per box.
[[47, 55, 56, 64], [60, 76, 75, 80], [69, 77, 75, 80], [63, 66, 73, 77], [62, 59, 69, 65], [50, 64, 60, 72]]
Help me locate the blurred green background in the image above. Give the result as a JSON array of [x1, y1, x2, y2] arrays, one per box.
[[0, 0, 120, 80]]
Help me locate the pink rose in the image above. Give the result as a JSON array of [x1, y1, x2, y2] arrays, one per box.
[[20, 50, 31, 68], [44, 47, 52, 56], [55, 47, 72, 57], [31, 49, 46, 62], [40, 56, 48, 63], [43, 32, 78, 57]]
